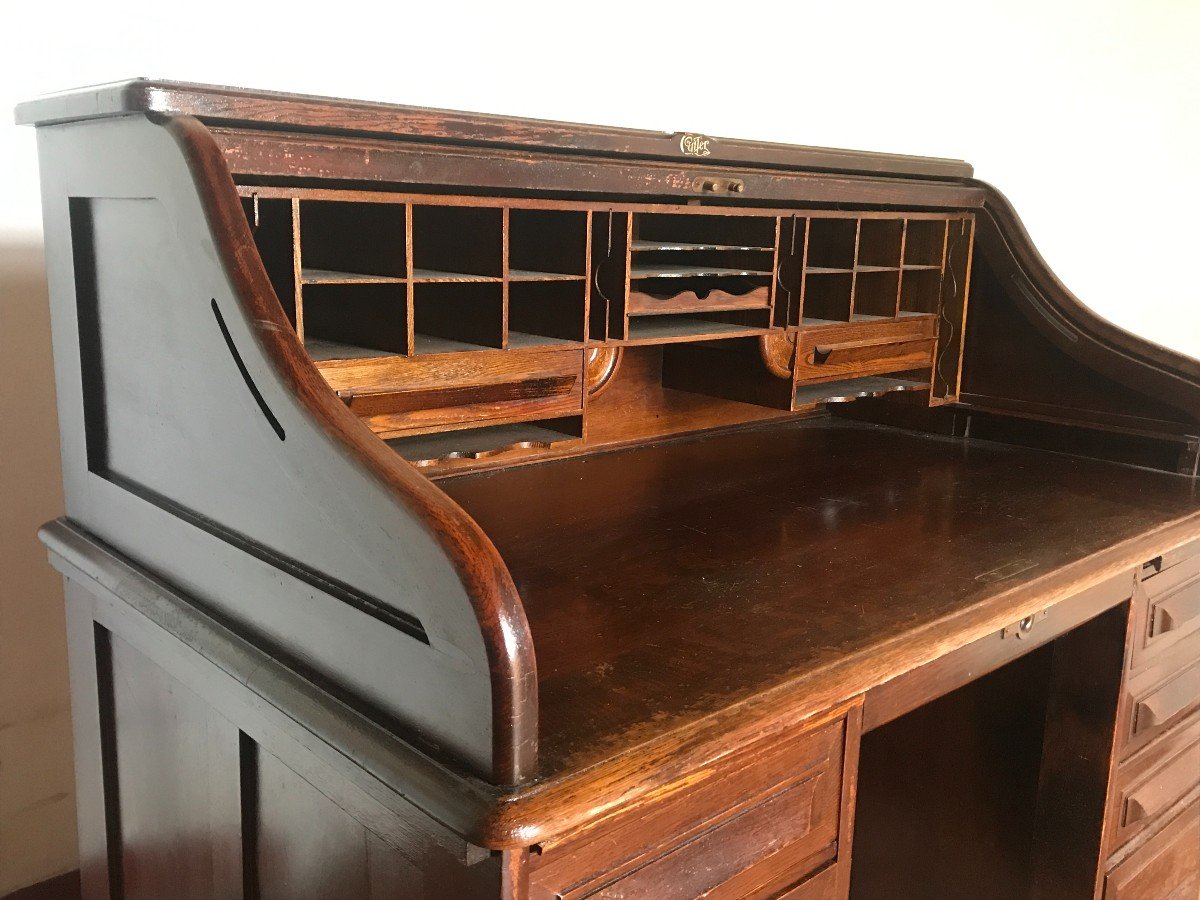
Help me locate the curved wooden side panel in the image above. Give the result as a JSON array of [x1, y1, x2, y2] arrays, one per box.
[[970, 182, 1200, 427], [33, 113, 536, 783]]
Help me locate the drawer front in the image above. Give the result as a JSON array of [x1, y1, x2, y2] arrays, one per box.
[[1132, 553, 1200, 672], [316, 348, 584, 437], [585, 785, 837, 899], [529, 712, 851, 900], [1107, 711, 1200, 853], [1120, 649, 1200, 758], [1104, 799, 1200, 900], [794, 317, 936, 384]]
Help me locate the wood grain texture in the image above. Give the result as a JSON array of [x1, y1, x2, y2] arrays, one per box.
[[210, 128, 985, 210], [13, 79, 973, 179], [1102, 798, 1200, 900], [443, 419, 1200, 779]]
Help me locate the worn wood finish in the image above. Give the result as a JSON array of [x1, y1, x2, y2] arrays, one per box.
[[1102, 798, 1200, 900], [21, 81, 1200, 898], [443, 421, 1200, 776], [14, 79, 974, 179]]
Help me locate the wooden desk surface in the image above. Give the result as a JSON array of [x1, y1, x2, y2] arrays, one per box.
[[443, 420, 1200, 778]]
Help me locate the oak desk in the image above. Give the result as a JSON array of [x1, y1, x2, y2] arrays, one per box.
[[18, 80, 1200, 899]]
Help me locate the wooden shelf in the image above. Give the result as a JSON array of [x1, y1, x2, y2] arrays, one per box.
[[630, 265, 772, 279], [902, 264, 942, 271], [631, 240, 773, 252], [855, 265, 900, 273], [387, 421, 580, 467], [793, 375, 930, 406], [305, 338, 401, 362], [411, 269, 501, 283], [624, 317, 767, 344], [301, 268, 406, 285], [805, 267, 854, 275], [506, 332, 584, 350], [507, 269, 585, 282], [412, 334, 498, 355]]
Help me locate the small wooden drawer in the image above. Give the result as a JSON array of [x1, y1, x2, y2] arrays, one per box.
[[529, 711, 853, 900], [1131, 551, 1200, 672], [1106, 710, 1200, 853], [315, 347, 585, 439], [1119, 642, 1200, 759], [794, 317, 936, 384], [1104, 798, 1199, 900]]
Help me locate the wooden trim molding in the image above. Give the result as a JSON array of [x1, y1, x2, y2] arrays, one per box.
[[15, 79, 973, 180]]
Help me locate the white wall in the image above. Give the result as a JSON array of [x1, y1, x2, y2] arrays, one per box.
[[0, 0, 1196, 890]]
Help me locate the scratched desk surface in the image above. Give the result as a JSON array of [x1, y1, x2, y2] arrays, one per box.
[[442, 419, 1200, 776]]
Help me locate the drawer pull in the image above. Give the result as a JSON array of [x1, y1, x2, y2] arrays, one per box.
[[1151, 578, 1200, 637], [1134, 667, 1200, 735], [1122, 796, 1151, 826], [1121, 738, 1200, 828], [811, 336, 930, 366]]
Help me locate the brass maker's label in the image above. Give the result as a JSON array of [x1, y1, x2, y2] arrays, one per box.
[[680, 134, 712, 157]]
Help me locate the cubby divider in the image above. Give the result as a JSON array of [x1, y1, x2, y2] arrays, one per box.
[[238, 186, 974, 474]]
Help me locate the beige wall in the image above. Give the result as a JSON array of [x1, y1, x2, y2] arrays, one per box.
[[0, 239, 76, 894]]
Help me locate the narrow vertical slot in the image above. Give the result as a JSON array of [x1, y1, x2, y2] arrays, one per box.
[[405, 203, 415, 356], [591, 211, 629, 341], [69, 197, 109, 475], [774, 216, 806, 327], [291, 199, 304, 342], [93, 624, 125, 900], [848, 219, 863, 320], [931, 218, 974, 403], [769, 216, 782, 324], [239, 733, 260, 900]]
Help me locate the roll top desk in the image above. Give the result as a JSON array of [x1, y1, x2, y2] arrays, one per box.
[[16, 80, 1200, 899]]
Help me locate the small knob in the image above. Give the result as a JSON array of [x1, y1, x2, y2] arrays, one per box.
[[700, 179, 720, 192], [728, 180, 745, 193]]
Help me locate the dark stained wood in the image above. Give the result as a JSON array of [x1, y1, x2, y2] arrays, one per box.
[[1104, 710, 1200, 856], [21, 81, 1200, 900], [1102, 798, 1200, 900], [443, 420, 1200, 777], [211, 128, 986, 210], [1028, 605, 1131, 899], [3, 871, 82, 900], [13, 79, 974, 179], [851, 647, 1056, 899], [528, 705, 851, 897], [109, 636, 243, 899], [863, 571, 1135, 731], [971, 184, 1200, 422]]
